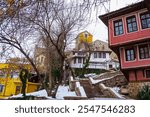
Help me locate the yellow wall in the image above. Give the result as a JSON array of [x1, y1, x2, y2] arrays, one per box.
[[78, 31, 93, 44], [0, 63, 40, 98], [0, 63, 9, 69], [27, 82, 40, 93], [0, 78, 40, 98]]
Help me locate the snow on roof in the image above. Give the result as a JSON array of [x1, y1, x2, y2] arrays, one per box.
[[8, 89, 52, 99], [56, 85, 76, 99]]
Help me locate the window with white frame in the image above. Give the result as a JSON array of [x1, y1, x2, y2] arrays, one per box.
[[78, 58, 82, 63], [74, 58, 76, 64], [114, 19, 124, 36], [125, 48, 135, 61], [99, 52, 102, 58], [139, 44, 150, 59], [102, 53, 106, 58], [94, 52, 106, 58], [140, 12, 150, 29], [94, 52, 97, 58], [126, 15, 138, 32]]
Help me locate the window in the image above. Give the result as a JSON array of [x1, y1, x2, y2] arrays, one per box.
[[103, 53, 106, 58], [84, 33, 88, 38], [109, 64, 113, 68], [78, 52, 83, 56], [0, 85, 4, 92], [15, 86, 21, 95], [99, 52, 102, 58], [126, 15, 138, 32], [10, 72, 19, 78], [114, 19, 124, 36], [125, 48, 135, 61], [146, 70, 150, 78], [78, 58, 82, 63], [74, 58, 76, 64], [94, 52, 97, 58], [140, 12, 150, 29], [95, 52, 106, 58], [41, 56, 44, 63], [139, 44, 150, 59], [83, 58, 85, 64], [0, 70, 6, 78]]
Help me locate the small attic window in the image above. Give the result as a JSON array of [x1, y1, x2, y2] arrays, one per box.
[[84, 33, 88, 38]]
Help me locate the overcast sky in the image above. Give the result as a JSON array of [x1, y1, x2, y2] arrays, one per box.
[[86, 0, 142, 42]]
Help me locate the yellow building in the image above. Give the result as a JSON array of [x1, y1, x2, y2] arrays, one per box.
[[0, 63, 40, 99], [76, 31, 93, 48]]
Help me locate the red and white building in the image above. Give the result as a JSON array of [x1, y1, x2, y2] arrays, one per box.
[[99, 0, 150, 97]]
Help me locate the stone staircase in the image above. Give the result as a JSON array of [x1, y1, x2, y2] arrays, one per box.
[[67, 71, 127, 99], [99, 83, 125, 99]]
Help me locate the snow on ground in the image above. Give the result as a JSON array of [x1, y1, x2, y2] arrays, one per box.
[[8, 89, 53, 99], [110, 88, 125, 99], [99, 84, 125, 99], [75, 82, 87, 97], [90, 98, 123, 100], [89, 76, 115, 85], [84, 73, 96, 78], [112, 87, 120, 93], [78, 87, 87, 97], [76, 82, 81, 87], [55, 85, 76, 99]]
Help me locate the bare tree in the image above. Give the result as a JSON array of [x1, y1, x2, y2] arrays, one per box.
[[80, 42, 92, 78], [0, 0, 111, 92], [0, 0, 43, 86], [24, 0, 91, 83]]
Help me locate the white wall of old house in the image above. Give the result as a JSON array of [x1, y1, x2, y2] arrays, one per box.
[[90, 52, 110, 63], [70, 51, 113, 70]]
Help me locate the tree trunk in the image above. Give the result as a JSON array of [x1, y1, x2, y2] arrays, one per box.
[[59, 56, 65, 84]]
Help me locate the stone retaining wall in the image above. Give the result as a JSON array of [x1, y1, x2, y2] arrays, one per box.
[[128, 81, 150, 98], [101, 75, 127, 87], [69, 77, 77, 91], [64, 96, 87, 100], [90, 75, 127, 90], [99, 83, 124, 99]]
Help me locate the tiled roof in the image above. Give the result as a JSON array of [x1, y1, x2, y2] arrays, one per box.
[[91, 40, 111, 52], [99, 1, 145, 26]]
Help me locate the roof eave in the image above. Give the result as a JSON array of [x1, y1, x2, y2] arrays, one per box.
[[99, 1, 145, 27], [145, 0, 150, 11]]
